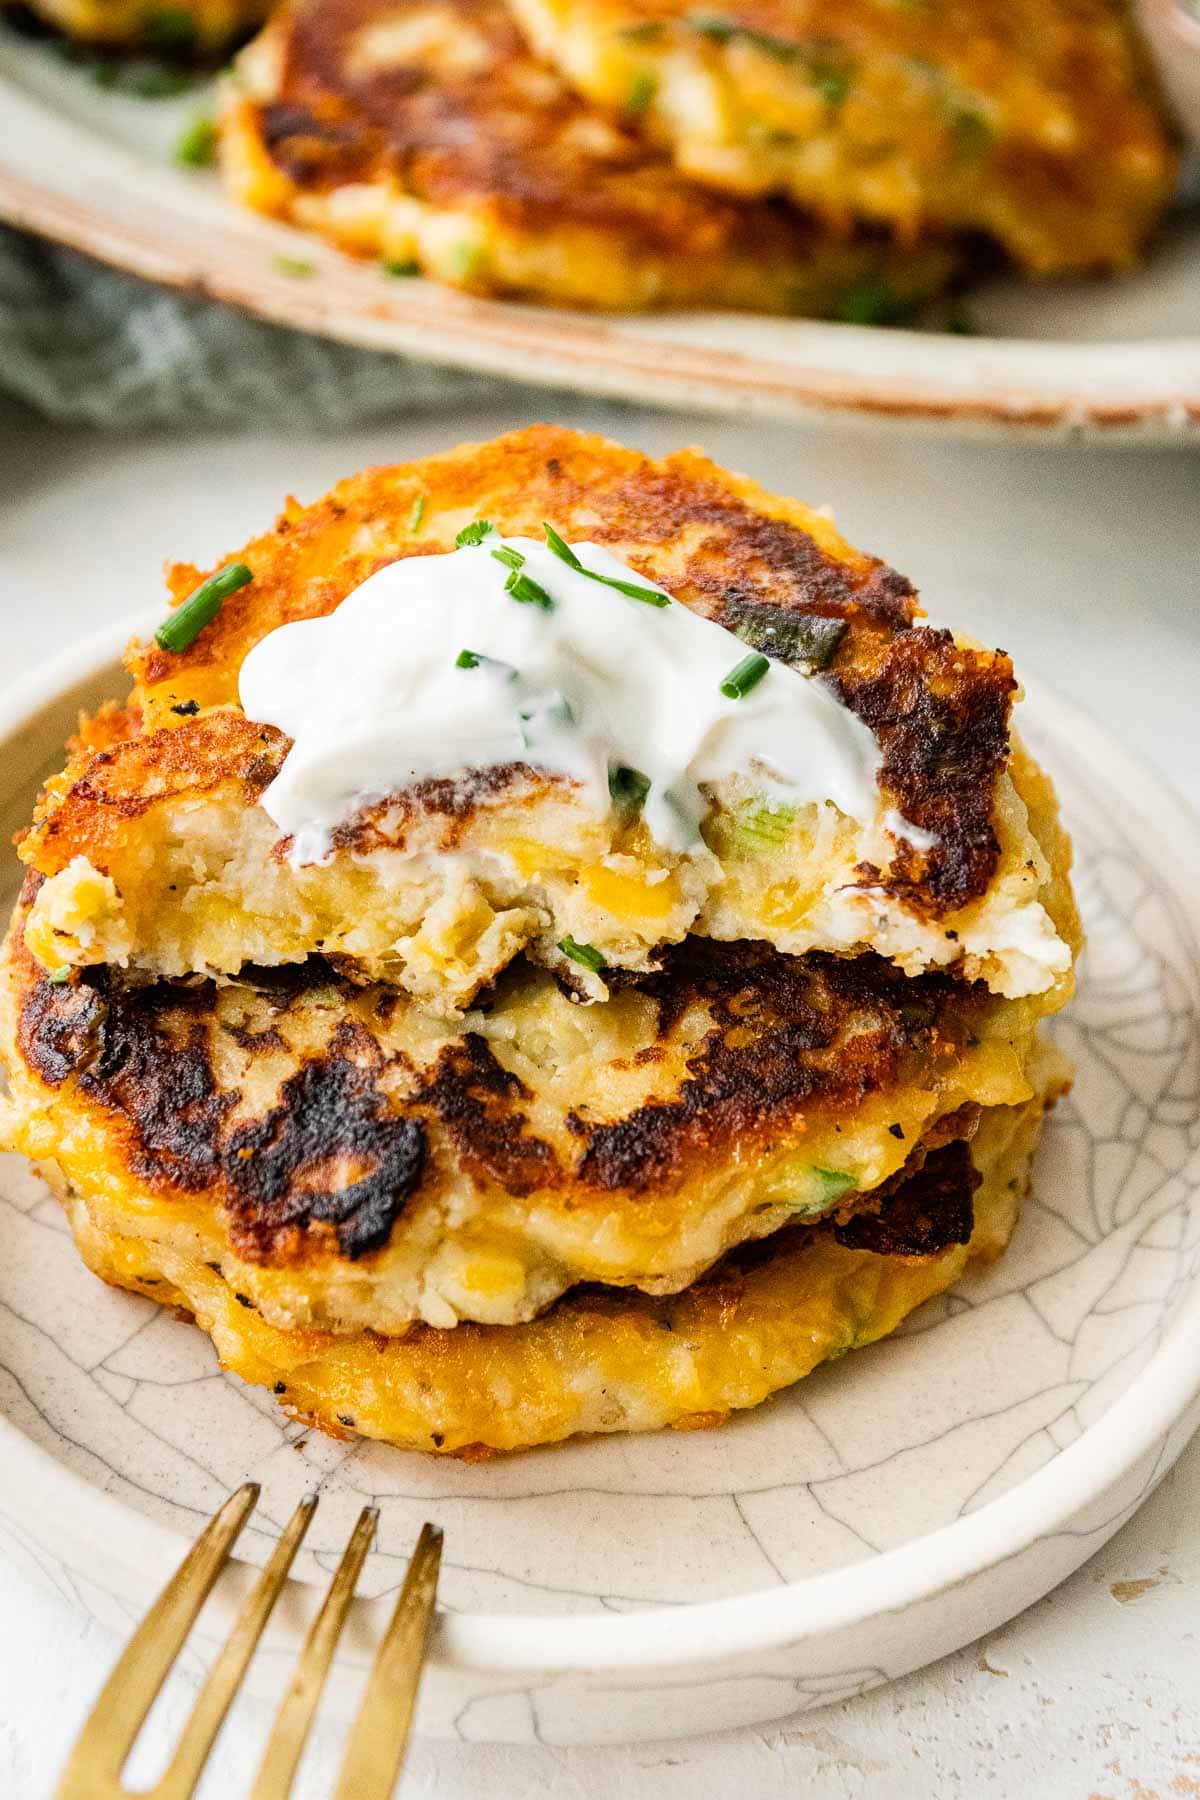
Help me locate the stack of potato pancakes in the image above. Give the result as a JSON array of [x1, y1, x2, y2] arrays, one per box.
[[216, 0, 1177, 310], [0, 427, 1080, 1457]]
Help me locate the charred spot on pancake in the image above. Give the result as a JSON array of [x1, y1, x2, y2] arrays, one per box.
[[417, 1034, 559, 1196], [224, 1056, 426, 1261], [833, 627, 1016, 913], [833, 1137, 979, 1256], [574, 942, 962, 1193], [17, 962, 426, 1260], [18, 968, 109, 1087]]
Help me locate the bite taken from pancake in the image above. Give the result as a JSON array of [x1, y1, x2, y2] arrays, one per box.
[[19, 426, 1077, 1017]]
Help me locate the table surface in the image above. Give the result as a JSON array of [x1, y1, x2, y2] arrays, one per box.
[[1, 396, 1198, 1799]]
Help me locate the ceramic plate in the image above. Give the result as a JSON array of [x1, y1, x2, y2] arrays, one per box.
[[1, 31, 1199, 442], [1, 623, 1199, 1746]]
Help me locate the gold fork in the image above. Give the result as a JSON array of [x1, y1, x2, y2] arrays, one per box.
[[56, 1485, 442, 1800]]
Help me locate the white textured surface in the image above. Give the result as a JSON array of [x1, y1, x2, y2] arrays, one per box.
[[1, 398, 1199, 1793]]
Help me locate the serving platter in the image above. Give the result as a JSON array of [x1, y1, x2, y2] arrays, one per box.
[[1, 29, 1199, 442], [0, 620, 1198, 1745]]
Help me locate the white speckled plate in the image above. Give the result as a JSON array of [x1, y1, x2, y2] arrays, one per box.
[[1, 30, 1199, 442], [1, 623, 1199, 1746]]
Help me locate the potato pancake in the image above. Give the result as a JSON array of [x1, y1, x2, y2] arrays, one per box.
[[217, 0, 957, 311], [506, 0, 1177, 274], [2, 879, 1067, 1328], [18, 426, 1079, 1013], [43, 1069, 1067, 1454]]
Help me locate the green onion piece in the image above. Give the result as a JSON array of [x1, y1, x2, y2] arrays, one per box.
[[175, 115, 216, 168], [48, 965, 72, 985], [812, 1167, 856, 1203], [733, 797, 796, 853], [272, 253, 315, 278], [720, 652, 770, 699], [456, 649, 481, 668], [608, 764, 651, 810], [456, 518, 495, 548], [729, 603, 845, 672], [382, 258, 420, 277], [626, 70, 657, 112], [559, 936, 606, 973], [543, 522, 582, 569], [409, 494, 426, 533], [618, 20, 663, 41], [505, 569, 554, 610], [155, 562, 253, 653], [491, 545, 525, 572]]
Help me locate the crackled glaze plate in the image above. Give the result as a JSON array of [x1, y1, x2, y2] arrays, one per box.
[[1, 624, 1199, 1745], [1, 29, 1199, 441]]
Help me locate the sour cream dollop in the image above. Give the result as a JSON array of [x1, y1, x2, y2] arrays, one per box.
[[238, 532, 883, 864]]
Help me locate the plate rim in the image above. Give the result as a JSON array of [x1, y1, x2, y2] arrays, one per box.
[[2, 618, 1200, 1680], [1, 61, 1199, 442]]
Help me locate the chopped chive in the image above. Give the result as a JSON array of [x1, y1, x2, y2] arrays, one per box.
[[456, 649, 481, 668], [559, 936, 606, 973], [544, 520, 668, 605], [618, 20, 663, 40], [491, 545, 525, 572], [949, 108, 993, 155], [832, 278, 919, 328], [505, 569, 554, 610], [125, 64, 195, 98], [720, 651, 770, 699], [543, 521, 582, 569], [690, 13, 803, 59], [409, 494, 426, 533], [382, 257, 420, 277], [48, 965, 72, 985], [812, 62, 850, 105], [594, 574, 668, 606], [609, 764, 651, 810], [626, 70, 657, 112], [143, 5, 199, 50], [272, 253, 315, 278], [155, 562, 252, 653], [690, 13, 736, 40], [456, 518, 495, 547], [175, 115, 216, 168]]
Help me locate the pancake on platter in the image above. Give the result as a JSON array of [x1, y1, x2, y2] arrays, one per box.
[[505, 0, 1178, 275], [217, 0, 959, 311]]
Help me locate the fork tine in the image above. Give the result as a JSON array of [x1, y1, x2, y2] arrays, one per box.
[[55, 1483, 260, 1798], [152, 1494, 319, 1800], [332, 1522, 443, 1800], [250, 1504, 379, 1800]]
